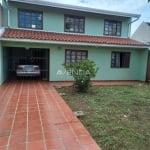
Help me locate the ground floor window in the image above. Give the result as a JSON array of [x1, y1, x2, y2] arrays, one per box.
[[65, 50, 88, 64], [111, 52, 130, 68]]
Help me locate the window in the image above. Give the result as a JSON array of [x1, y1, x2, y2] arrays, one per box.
[[104, 20, 121, 36], [18, 9, 43, 29], [64, 15, 85, 33], [111, 52, 130, 68], [65, 50, 88, 64]]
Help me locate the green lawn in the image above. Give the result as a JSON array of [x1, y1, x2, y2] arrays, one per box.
[[57, 83, 150, 150]]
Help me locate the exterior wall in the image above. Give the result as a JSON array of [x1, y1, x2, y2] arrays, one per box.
[[132, 22, 150, 44], [0, 43, 2, 84], [49, 45, 148, 81], [0, 45, 9, 85], [1, 0, 8, 27], [0, 5, 2, 27], [2, 47, 8, 82], [138, 50, 148, 80], [85, 14, 130, 37], [6, 2, 130, 37], [0, 42, 3, 85], [1, 41, 148, 82]]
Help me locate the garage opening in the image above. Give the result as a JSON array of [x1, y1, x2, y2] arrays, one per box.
[[5, 47, 49, 80]]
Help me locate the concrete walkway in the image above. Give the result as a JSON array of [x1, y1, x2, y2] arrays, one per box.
[[0, 81, 101, 150]]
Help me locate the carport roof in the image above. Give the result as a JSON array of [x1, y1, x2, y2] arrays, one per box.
[[1, 28, 148, 48]]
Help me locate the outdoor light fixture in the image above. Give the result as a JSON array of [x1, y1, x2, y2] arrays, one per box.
[[25, 47, 30, 50]]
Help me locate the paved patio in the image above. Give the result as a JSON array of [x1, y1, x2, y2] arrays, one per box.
[[0, 81, 101, 150]]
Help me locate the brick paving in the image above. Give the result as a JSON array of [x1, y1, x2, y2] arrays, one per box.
[[0, 81, 101, 150]]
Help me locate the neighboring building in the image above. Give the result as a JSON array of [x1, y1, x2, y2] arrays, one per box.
[[132, 22, 150, 81], [131, 22, 150, 81], [0, 0, 149, 85], [132, 22, 150, 44]]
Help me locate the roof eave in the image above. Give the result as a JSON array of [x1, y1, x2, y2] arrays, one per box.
[[8, 0, 140, 18], [1, 38, 148, 49]]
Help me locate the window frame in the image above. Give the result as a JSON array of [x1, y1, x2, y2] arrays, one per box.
[[64, 14, 85, 33], [65, 49, 88, 64], [18, 8, 43, 30], [111, 51, 131, 68], [104, 20, 122, 36]]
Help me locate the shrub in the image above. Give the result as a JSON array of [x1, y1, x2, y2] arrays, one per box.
[[63, 59, 99, 92]]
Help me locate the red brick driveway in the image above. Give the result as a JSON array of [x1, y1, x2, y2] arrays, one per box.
[[0, 81, 101, 150]]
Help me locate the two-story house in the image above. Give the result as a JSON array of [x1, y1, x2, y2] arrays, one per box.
[[0, 0, 149, 85]]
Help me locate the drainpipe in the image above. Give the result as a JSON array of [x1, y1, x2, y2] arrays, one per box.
[[128, 16, 140, 38], [6, 0, 10, 27]]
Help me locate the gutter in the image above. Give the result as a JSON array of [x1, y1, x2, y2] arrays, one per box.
[[1, 38, 148, 49], [128, 16, 140, 38]]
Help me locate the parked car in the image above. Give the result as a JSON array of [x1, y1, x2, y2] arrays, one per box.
[[16, 65, 40, 77]]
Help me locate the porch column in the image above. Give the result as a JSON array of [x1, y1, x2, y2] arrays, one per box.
[[0, 43, 3, 85]]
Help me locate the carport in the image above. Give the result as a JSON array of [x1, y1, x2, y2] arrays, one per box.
[[3, 47, 49, 81]]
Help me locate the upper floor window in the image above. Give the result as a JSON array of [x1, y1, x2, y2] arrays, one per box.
[[64, 15, 85, 33], [111, 52, 130, 68], [104, 20, 121, 36], [65, 50, 88, 65], [18, 9, 43, 30]]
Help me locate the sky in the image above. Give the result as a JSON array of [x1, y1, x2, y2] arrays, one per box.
[[42, 0, 150, 36]]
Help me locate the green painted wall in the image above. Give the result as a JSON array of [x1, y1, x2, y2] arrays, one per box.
[[85, 15, 104, 36], [3, 47, 9, 82], [1, 0, 8, 26], [1, 41, 148, 82], [50, 46, 69, 81], [138, 50, 148, 81], [0, 45, 10, 85], [89, 48, 147, 81], [43, 10, 64, 32], [0, 43, 4, 85], [0, 43, 2, 84], [49, 45, 148, 81], [4, 2, 130, 37], [85, 14, 130, 37]]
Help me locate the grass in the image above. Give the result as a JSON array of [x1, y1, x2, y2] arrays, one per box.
[[57, 83, 150, 150]]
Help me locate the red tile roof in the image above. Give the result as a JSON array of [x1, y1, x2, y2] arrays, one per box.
[[1, 28, 146, 47]]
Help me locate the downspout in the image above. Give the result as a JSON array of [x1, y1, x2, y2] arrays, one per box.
[[128, 16, 140, 38], [6, 0, 10, 27]]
